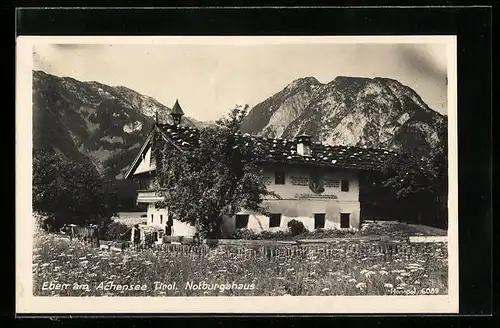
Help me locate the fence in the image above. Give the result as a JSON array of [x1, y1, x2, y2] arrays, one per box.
[[131, 239, 447, 261], [57, 232, 447, 261]]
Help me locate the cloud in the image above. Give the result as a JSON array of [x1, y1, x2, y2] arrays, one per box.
[[397, 44, 447, 83]]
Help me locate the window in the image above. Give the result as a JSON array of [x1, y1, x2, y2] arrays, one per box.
[[269, 214, 281, 228], [340, 213, 350, 228], [151, 214, 154, 223], [160, 214, 163, 225], [137, 178, 148, 190], [341, 179, 350, 192], [235, 214, 249, 229], [314, 213, 325, 229], [275, 171, 285, 185]]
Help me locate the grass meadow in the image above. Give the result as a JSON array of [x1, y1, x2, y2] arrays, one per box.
[[32, 231, 448, 297]]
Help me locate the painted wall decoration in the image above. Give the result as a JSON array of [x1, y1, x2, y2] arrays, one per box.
[[290, 176, 309, 186], [309, 172, 325, 194], [294, 194, 338, 199], [324, 178, 340, 188]]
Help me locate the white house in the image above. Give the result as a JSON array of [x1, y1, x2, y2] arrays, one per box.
[[124, 100, 398, 241]]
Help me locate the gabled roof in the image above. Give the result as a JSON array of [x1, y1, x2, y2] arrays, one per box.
[[124, 124, 195, 179], [124, 130, 155, 180], [155, 123, 199, 150], [251, 134, 398, 171], [124, 123, 399, 177]]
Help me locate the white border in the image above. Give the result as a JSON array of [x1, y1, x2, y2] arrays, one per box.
[[16, 35, 458, 314]]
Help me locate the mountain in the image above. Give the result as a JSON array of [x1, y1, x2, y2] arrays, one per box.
[[241, 76, 447, 158], [32, 70, 197, 179]]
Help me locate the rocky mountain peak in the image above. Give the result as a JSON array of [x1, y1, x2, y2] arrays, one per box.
[[285, 76, 323, 90], [241, 75, 447, 159]]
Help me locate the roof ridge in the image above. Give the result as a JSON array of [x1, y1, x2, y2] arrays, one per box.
[[153, 123, 398, 171]]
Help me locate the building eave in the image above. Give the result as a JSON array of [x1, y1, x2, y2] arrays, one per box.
[[124, 130, 155, 180], [124, 124, 185, 180]]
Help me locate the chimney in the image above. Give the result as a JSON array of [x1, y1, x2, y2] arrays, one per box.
[[295, 134, 312, 156]]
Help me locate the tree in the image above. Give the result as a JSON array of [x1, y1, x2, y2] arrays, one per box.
[[154, 105, 279, 238], [380, 146, 448, 228], [33, 149, 119, 230]]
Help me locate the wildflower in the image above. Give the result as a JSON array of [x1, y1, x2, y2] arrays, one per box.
[[355, 282, 367, 289], [321, 288, 330, 292], [423, 274, 429, 278], [379, 270, 389, 275], [365, 271, 376, 278], [384, 283, 393, 289], [348, 278, 357, 283]]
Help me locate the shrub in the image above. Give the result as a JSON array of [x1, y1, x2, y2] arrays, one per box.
[[257, 230, 292, 240], [101, 221, 131, 241], [287, 219, 307, 236], [229, 229, 294, 240], [299, 228, 357, 239], [229, 228, 257, 240]]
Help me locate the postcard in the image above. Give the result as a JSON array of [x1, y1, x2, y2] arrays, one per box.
[[16, 35, 458, 314]]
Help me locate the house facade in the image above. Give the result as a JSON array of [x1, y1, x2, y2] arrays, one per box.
[[124, 101, 397, 241]]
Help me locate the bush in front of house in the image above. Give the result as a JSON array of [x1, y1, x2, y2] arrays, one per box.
[[229, 229, 294, 240], [257, 230, 293, 240], [298, 228, 357, 239], [229, 228, 256, 239], [287, 219, 307, 236], [100, 221, 131, 241]]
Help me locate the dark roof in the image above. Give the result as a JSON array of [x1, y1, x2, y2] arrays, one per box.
[[154, 123, 398, 171], [156, 123, 200, 150], [170, 99, 184, 116]]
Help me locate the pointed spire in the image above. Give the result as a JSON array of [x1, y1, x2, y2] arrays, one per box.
[[171, 99, 184, 115], [170, 99, 184, 125]]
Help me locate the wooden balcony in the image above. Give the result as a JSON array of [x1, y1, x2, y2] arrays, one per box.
[[137, 189, 167, 203]]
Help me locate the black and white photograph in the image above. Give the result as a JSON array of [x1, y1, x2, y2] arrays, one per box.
[[16, 35, 458, 313]]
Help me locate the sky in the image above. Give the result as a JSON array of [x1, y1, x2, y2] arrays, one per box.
[[33, 40, 449, 121]]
